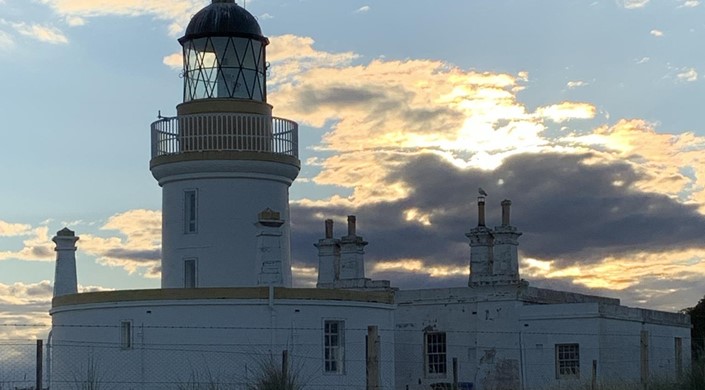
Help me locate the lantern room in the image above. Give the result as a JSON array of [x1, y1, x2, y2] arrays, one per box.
[[179, 0, 268, 102]]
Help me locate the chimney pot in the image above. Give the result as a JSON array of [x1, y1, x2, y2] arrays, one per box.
[[325, 219, 334, 239], [501, 199, 512, 226], [347, 215, 356, 236], [477, 197, 486, 227]]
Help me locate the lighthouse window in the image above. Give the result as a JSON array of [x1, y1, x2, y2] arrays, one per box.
[[120, 320, 133, 350], [184, 258, 197, 288], [324, 320, 344, 374], [184, 190, 198, 233]]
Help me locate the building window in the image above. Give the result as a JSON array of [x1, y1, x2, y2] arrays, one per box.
[[556, 344, 580, 379], [184, 258, 197, 288], [184, 190, 197, 233], [324, 320, 344, 373], [120, 321, 133, 350], [425, 332, 447, 375]]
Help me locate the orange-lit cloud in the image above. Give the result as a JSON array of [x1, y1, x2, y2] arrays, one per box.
[[535, 102, 597, 123], [10, 22, 68, 44], [80, 209, 161, 277], [372, 259, 467, 279], [0, 227, 53, 261]]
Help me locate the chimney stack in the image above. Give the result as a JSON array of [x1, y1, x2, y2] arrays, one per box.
[[493, 199, 522, 283], [316, 219, 340, 286], [340, 215, 367, 280], [53, 228, 79, 297]]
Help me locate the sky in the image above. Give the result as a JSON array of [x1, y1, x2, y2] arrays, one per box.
[[1, 0, 705, 339]]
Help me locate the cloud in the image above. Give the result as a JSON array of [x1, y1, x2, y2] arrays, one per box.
[[618, 0, 650, 9], [0, 227, 54, 261], [10, 22, 68, 44], [289, 151, 705, 310], [0, 221, 32, 237], [535, 102, 597, 123], [354, 5, 371, 13], [0, 30, 13, 50], [679, 0, 700, 7], [162, 52, 182, 70], [0, 281, 111, 339], [268, 35, 359, 86], [566, 80, 589, 89], [260, 13, 274, 20], [65, 15, 86, 26], [38, 0, 203, 36], [260, 35, 705, 312], [80, 209, 162, 277], [676, 67, 698, 82], [650, 29, 663, 37]]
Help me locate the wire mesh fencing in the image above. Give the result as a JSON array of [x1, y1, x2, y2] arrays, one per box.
[[0, 340, 40, 390]]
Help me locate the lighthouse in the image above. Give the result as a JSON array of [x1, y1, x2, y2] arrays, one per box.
[[150, 0, 300, 288]]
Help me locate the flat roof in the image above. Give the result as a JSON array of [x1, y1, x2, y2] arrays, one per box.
[[52, 287, 395, 308]]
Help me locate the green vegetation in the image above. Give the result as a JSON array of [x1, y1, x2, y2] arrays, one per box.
[[246, 355, 303, 390]]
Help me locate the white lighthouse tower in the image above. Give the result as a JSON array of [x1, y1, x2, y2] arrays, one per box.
[[150, 0, 299, 288]]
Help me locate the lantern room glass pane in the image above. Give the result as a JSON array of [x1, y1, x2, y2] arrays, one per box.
[[182, 36, 267, 102]]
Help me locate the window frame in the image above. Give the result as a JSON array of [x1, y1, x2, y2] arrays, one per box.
[[425, 331, 447, 377], [323, 319, 345, 374], [120, 320, 133, 350], [184, 189, 198, 234], [184, 258, 197, 288], [555, 343, 580, 379]]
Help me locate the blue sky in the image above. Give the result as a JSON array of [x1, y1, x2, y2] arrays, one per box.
[[1, 0, 705, 338]]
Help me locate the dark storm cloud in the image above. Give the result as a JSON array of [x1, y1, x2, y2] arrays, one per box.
[[294, 86, 400, 113], [291, 152, 705, 277], [103, 248, 161, 262]]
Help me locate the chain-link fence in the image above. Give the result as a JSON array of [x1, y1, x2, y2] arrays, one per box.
[[0, 325, 392, 390], [0, 340, 40, 390]]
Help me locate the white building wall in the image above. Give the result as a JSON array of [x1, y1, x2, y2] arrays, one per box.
[[156, 159, 298, 289], [598, 311, 692, 384], [395, 287, 525, 390], [50, 293, 395, 390], [520, 303, 601, 390]]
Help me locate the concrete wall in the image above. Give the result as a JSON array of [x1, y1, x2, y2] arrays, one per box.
[[395, 286, 524, 390], [394, 287, 691, 390], [50, 291, 395, 390]]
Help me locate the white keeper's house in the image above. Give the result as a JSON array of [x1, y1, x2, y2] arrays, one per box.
[[48, 1, 691, 389]]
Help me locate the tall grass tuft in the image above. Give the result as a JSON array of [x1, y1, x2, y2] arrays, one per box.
[[246, 356, 304, 390]]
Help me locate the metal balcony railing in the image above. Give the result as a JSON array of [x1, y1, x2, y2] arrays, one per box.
[[151, 113, 298, 159]]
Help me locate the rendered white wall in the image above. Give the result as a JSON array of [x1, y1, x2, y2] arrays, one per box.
[[154, 159, 298, 288], [50, 297, 395, 390]]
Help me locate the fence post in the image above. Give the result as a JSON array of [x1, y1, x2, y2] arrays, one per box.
[[452, 357, 458, 390], [591, 360, 597, 390], [282, 349, 289, 387], [641, 330, 649, 390], [36, 339, 43, 390], [367, 325, 380, 390]]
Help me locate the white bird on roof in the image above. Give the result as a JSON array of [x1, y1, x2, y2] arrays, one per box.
[[478, 187, 488, 196]]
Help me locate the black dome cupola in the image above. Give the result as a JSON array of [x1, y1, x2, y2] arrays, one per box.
[[179, 0, 268, 102]]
